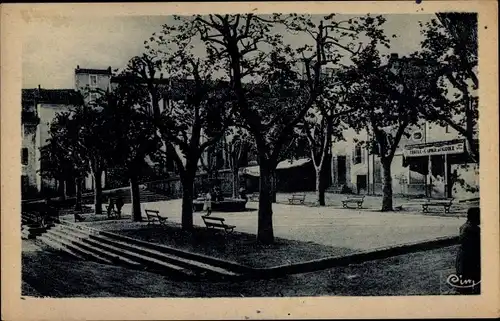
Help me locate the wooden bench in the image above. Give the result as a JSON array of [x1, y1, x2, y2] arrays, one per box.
[[342, 195, 365, 209], [145, 209, 168, 226], [288, 193, 306, 205], [248, 193, 259, 201], [201, 215, 235, 233], [330, 186, 343, 194], [422, 198, 454, 213]]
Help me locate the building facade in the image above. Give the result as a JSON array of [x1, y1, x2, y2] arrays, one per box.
[[330, 120, 479, 199], [21, 67, 112, 198]]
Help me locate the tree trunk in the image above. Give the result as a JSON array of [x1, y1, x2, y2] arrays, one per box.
[[75, 177, 82, 211], [270, 171, 277, 203], [93, 170, 103, 214], [381, 158, 393, 211], [232, 166, 239, 198], [58, 178, 66, 201], [315, 166, 326, 206], [181, 172, 195, 230], [129, 175, 142, 221], [257, 163, 275, 244]]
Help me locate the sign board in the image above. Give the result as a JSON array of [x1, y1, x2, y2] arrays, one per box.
[[403, 140, 465, 157]]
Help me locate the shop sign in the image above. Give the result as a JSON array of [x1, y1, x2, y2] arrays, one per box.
[[403, 140, 465, 157]]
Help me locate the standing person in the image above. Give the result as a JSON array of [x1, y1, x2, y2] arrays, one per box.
[[107, 197, 115, 218], [239, 186, 248, 201], [204, 190, 212, 216], [115, 196, 124, 219], [455, 207, 481, 294]]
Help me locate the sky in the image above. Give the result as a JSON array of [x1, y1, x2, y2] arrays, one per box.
[[22, 14, 435, 89]]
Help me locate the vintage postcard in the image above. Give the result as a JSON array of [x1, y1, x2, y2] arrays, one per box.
[[1, 1, 499, 320]]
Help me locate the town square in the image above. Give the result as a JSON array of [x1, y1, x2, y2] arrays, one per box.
[[17, 9, 482, 299]]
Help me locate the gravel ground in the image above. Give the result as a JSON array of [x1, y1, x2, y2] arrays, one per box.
[[22, 240, 462, 297], [110, 199, 464, 252], [63, 197, 464, 268]]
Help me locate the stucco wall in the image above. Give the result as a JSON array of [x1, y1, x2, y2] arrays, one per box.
[[75, 73, 111, 91], [331, 120, 478, 198], [21, 123, 39, 190], [35, 103, 74, 191], [75, 72, 111, 103]]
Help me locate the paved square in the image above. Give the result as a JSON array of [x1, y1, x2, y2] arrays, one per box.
[[130, 199, 465, 252]]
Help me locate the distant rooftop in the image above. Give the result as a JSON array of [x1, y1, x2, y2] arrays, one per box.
[[22, 88, 83, 108], [75, 65, 112, 75]]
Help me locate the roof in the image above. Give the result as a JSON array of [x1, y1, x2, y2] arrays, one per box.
[[111, 76, 231, 100], [22, 88, 84, 108], [241, 158, 312, 177], [75, 67, 112, 75]]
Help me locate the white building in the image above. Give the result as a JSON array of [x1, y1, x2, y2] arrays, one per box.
[[330, 120, 479, 199]]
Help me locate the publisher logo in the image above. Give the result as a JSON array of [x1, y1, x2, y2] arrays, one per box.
[[446, 274, 481, 289]]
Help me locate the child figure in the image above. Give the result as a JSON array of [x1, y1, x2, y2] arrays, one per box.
[[204, 190, 212, 216]]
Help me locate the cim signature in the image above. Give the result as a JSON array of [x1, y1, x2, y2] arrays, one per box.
[[446, 274, 481, 288]]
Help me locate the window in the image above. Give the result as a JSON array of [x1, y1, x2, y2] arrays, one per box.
[[445, 125, 450, 133], [353, 144, 363, 165], [89, 92, 97, 102], [21, 148, 28, 165], [90, 75, 98, 87]]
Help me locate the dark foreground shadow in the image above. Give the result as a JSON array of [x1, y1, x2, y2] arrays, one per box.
[[22, 241, 462, 298]]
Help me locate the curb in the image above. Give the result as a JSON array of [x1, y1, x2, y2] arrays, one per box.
[[58, 221, 459, 280], [250, 236, 459, 279]]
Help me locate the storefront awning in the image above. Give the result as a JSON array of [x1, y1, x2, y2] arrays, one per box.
[[241, 158, 311, 177]]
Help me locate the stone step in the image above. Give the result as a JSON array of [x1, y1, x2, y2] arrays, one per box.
[[98, 229, 252, 275], [89, 234, 238, 278], [61, 223, 234, 278], [45, 225, 198, 279], [44, 229, 143, 269], [38, 234, 114, 265], [80, 237, 197, 278]]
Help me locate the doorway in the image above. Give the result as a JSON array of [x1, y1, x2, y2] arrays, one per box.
[[357, 175, 367, 194], [337, 156, 346, 185]]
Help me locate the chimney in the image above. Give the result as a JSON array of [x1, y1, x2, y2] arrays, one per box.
[[107, 66, 111, 73], [77, 65, 80, 69], [389, 53, 399, 61]]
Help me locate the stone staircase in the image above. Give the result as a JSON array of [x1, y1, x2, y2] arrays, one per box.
[[37, 222, 248, 281], [22, 224, 53, 240], [21, 210, 57, 239]]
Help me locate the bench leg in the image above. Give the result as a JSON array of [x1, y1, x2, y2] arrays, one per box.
[[342, 202, 347, 208], [357, 203, 362, 209], [422, 206, 428, 213]]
